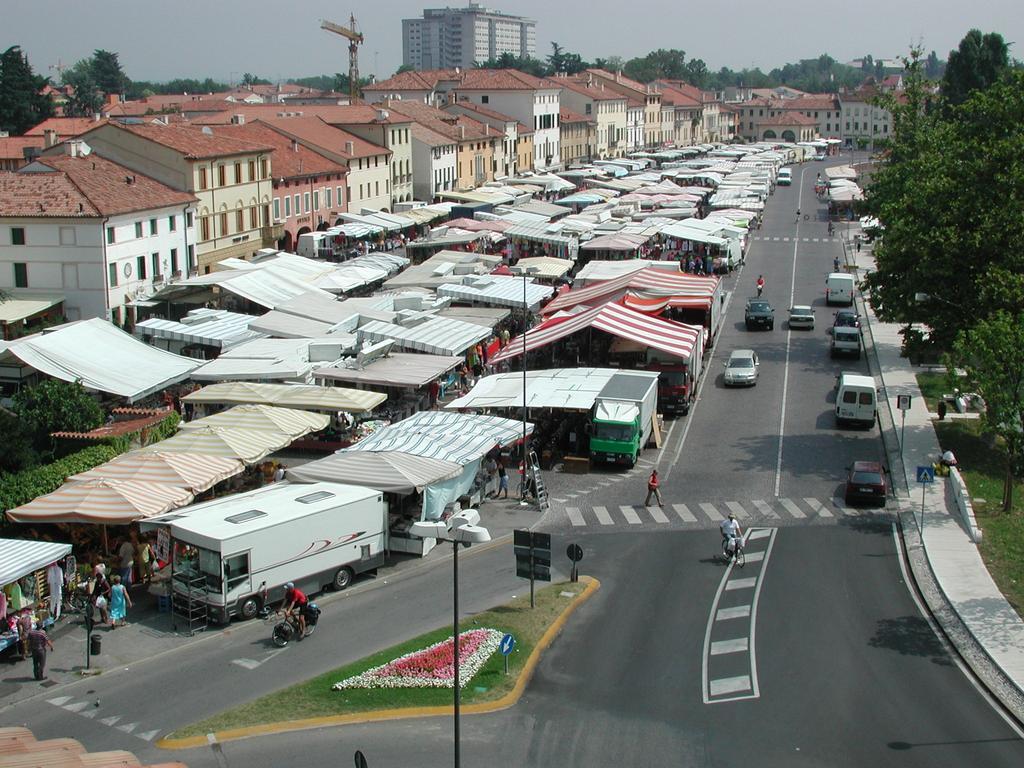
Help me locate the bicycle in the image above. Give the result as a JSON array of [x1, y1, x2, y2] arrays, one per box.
[[721, 536, 745, 567]]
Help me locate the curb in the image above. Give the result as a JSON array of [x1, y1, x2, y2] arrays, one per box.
[[156, 575, 601, 750]]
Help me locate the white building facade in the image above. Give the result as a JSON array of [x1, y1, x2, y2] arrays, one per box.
[[403, 4, 536, 70]]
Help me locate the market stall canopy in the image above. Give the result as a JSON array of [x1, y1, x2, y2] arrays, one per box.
[[824, 165, 858, 181], [285, 451, 462, 493], [490, 301, 703, 365], [447, 367, 652, 411], [0, 539, 72, 586], [437, 276, 553, 310], [345, 411, 532, 466], [573, 260, 682, 286], [181, 404, 330, 438], [143, 424, 292, 464], [443, 217, 512, 233], [0, 293, 64, 325], [5, 479, 193, 524], [514, 257, 573, 281], [0, 318, 198, 402], [182, 382, 385, 413], [545, 267, 719, 314], [134, 308, 265, 350], [314, 352, 462, 389], [68, 451, 243, 493], [579, 232, 654, 252], [357, 315, 490, 357]]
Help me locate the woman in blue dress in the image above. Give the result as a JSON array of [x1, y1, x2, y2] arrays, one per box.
[[109, 574, 132, 628]]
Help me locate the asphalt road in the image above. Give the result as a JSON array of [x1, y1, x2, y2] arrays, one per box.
[[5, 154, 1023, 766]]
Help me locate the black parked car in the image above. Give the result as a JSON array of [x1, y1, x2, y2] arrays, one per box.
[[833, 309, 860, 329], [745, 299, 775, 330]]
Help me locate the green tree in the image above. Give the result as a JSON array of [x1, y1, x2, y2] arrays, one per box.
[[924, 50, 944, 80], [90, 49, 128, 95], [394, 64, 416, 76], [0, 409, 37, 474], [623, 49, 688, 83], [0, 45, 54, 135], [941, 29, 1009, 108], [62, 58, 104, 116], [684, 58, 709, 88], [592, 55, 625, 73], [240, 72, 270, 87], [12, 378, 104, 451], [951, 311, 1024, 511]]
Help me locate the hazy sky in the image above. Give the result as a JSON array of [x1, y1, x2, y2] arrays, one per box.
[[5, 0, 1022, 84]]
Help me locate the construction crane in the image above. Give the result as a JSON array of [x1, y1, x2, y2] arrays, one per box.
[[321, 14, 364, 101]]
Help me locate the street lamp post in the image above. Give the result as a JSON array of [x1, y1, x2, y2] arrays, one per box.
[[512, 265, 539, 504], [410, 511, 491, 768]]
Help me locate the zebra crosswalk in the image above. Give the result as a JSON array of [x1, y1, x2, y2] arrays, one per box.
[[46, 696, 161, 743], [560, 496, 883, 529], [749, 236, 837, 243]]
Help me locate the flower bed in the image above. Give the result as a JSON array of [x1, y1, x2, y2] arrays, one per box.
[[333, 628, 503, 690]]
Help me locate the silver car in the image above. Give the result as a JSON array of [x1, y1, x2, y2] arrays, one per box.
[[724, 349, 760, 387], [789, 305, 815, 329]]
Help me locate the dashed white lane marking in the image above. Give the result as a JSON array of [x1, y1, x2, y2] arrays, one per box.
[[832, 497, 857, 515], [47, 696, 72, 706], [619, 505, 643, 524], [593, 505, 614, 525], [709, 676, 752, 696], [804, 497, 833, 518], [744, 551, 765, 564], [726, 577, 757, 591], [647, 505, 669, 523], [779, 497, 807, 518], [748, 529, 772, 541], [63, 700, 90, 712], [725, 501, 750, 519], [752, 499, 779, 519], [673, 503, 697, 522], [700, 502, 724, 521], [716, 605, 751, 621], [232, 658, 261, 670], [116, 722, 138, 734], [99, 715, 121, 726], [137, 729, 160, 742], [710, 637, 749, 656], [565, 506, 586, 527]]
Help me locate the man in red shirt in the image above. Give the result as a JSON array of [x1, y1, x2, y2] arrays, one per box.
[[281, 582, 309, 640], [645, 469, 664, 507]]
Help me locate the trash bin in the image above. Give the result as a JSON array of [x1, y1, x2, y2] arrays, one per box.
[[90, 633, 101, 656]]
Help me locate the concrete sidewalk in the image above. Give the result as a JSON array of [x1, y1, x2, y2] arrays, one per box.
[[852, 237, 1024, 718], [0, 495, 540, 712]]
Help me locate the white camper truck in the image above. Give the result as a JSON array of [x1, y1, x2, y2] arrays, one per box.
[[142, 482, 386, 624]]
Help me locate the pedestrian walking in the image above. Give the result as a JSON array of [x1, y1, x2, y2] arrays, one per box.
[[46, 561, 63, 621], [497, 460, 509, 499], [90, 565, 110, 625], [17, 609, 33, 659], [644, 469, 664, 507], [108, 575, 132, 628], [27, 623, 53, 680]]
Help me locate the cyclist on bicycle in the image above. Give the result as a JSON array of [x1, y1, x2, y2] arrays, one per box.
[[281, 582, 309, 640], [756, 275, 765, 297], [795, 208, 801, 222], [720, 513, 743, 559]]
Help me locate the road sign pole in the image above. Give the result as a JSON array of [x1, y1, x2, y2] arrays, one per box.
[[529, 543, 535, 609], [900, 410, 906, 454], [921, 478, 926, 535]]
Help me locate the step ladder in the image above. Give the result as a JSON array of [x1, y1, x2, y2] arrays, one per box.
[[528, 450, 549, 511]]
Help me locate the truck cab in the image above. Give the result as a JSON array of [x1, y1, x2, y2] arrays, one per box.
[[646, 362, 694, 417], [590, 400, 643, 466]]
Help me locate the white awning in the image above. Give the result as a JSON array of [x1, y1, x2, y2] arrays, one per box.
[[0, 538, 72, 586], [286, 451, 462, 493], [437, 276, 554, 310], [183, 382, 385, 412], [357, 316, 489, 357], [447, 367, 644, 411], [314, 352, 462, 389], [135, 308, 265, 349]]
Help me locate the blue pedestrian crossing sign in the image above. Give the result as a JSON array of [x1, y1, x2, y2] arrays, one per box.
[[500, 633, 516, 655], [916, 466, 935, 484]]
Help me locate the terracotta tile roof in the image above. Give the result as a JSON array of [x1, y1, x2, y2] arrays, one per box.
[[657, 84, 702, 108], [559, 107, 592, 124], [443, 100, 517, 124], [0, 136, 44, 161], [551, 77, 626, 102], [105, 96, 238, 117], [51, 407, 172, 440], [97, 122, 273, 159], [758, 113, 819, 126], [256, 117, 390, 160], [410, 122, 456, 147], [383, 100, 494, 142], [204, 122, 347, 178], [25, 116, 108, 137], [782, 95, 840, 111], [363, 69, 463, 92], [24, 152, 197, 215], [454, 68, 553, 91], [0, 171, 98, 217], [190, 103, 406, 127], [585, 68, 650, 94]]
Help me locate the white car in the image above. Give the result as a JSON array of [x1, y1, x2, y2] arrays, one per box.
[[789, 305, 815, 330], [724, 349, 760, 387]]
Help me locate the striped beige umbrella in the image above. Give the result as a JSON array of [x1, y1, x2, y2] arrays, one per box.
[[67, 451, 243, 493], [181, 404, 329, 438], [5, 479, 193, 525], [146, 425, 291, 464]]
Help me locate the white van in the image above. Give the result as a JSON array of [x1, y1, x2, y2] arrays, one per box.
[[826, 272, 855, 306], [777, 168, 792, 186], [835, 372, 877, 427]]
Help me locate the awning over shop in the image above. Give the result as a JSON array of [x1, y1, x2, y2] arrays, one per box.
[[286, 451, 462, 493], [182, 382, 385, 413], [490, 301, 703, 365], [181, 404, 329, 438], [504, 221, 579, 247], [0, 539, 72, 586], [544, 267, 719, 314], [579, 232, 653, 252], [0, 318, 198, 402], [144, 425, 293, 464], [514, 257, 573, 281], [6, 479, 194, 524], [437, 276, 554, 310], [357, 316, 490, 356], [0, 294, 64, 325], [68, 452, 243, 493], [314, 352, 462, 389]]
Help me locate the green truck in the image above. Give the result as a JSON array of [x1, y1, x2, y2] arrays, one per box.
[[588, 372, 660, 467]]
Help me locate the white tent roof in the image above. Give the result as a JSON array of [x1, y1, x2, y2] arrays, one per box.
[[135, 308, 265, 349], [447, 367, 645, 411], [182, 381, 385, 412], [357, 316, 490, 357], [286, 451, 462, 493], [0, 538, 72, 586], [314, 352, 462, 389], [437, 276, 554, 310], [0, 318, 198, 402]]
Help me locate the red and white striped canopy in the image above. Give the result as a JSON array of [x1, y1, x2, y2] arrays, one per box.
[[6, 479, 194, 525], [490, 302, 703, 365], [544, 267, 719, 314]]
